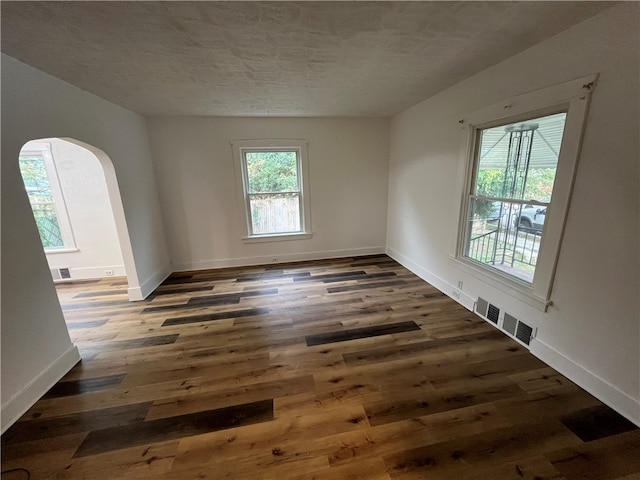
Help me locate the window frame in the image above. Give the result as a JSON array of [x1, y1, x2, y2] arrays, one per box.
[[452, 74, 598, 311], [232, 139, 312, 243], [19, 141, 77, 253]]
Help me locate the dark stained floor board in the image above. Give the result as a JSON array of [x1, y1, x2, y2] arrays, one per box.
[[2, 254, 637, 479], [73, 399, 274, 458], [161, 307, 270, 326], [560, 404, 638, 442], [305, 321, 421, 346], [42, 373, 126, 399]]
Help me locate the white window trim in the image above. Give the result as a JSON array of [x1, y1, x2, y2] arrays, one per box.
[[450, 74, 598, 311], [20, 141, 77, 252], [231, 139, 312, 243]]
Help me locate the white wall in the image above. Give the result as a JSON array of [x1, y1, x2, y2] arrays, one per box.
[[387, 3, 639, 424], [1, 55, 170, 432], [147, 117, 389, 270], [22, 138, 127, 279]]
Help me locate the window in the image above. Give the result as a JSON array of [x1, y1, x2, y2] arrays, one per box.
[[464, 111, 566, 284], [232, 140, 311, 241], [454, 75, 597, 310], [18, 142, 76, 251]]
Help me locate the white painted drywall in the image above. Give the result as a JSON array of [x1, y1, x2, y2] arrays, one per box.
[[1, 55, 170, 432], [146, 117, 389, 270], [387, 3, 639, 423], [22, 138, 126, 279]]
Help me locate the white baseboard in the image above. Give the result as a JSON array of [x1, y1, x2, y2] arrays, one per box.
[[52, 265, 126, 281], [531, 338, 640, 427], [171, 247, 386, 272], [128, 263, 172, 301], [385, 247, 475, 311], [1, 345, 81, 434]]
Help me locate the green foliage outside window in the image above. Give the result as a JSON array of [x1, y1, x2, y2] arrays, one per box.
[[474, 168, 556, 218], [19, 155, 64, 248], [246, 151, 298, 193]]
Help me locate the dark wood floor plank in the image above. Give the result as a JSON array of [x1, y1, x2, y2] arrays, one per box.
[[323, 271, 397, 284], [73, 399, 274, 457], [150, 285, 214, 297], [2, 402, 151, 445], [43, 374, 126, 399], [326, 279, 407, 293], [305, 321, 421, 346], [162, 307, 270, 327], [560, 404, 638, 442]]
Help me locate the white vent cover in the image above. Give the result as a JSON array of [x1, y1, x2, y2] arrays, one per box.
[[477, 297, 499, 324], [476, 297, 489, 317], [476, 298, 536, 348], [50, 267, 71, 280], [503, 313, 518, 335]]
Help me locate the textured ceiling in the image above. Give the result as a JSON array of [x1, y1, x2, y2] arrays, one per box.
[[1, 1, 613, 117]]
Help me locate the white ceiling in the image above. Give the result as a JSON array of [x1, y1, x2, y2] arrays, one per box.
[[1, 1, 613, 117]]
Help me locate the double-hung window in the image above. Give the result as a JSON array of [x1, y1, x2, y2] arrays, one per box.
[[18, 142, 76, 251], [455, 75, 597, 310], [232, 140, 311, 241]]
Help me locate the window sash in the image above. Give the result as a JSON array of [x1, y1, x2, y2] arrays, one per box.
[[453, 74, 598, 310], [19, 146, 76, 250], [235, 143, 310, 239]]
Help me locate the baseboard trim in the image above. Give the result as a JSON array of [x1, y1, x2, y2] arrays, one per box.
[[530, 338, 640, 427], [128, 263, 172, 301], [385, 247, 475, 311], [1, 345, 81, 434], [171, 247, 386, 272], [52, 265, 126, 281]]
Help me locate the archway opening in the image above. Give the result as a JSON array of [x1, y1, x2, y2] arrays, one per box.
[[17, 137, 140, 299]]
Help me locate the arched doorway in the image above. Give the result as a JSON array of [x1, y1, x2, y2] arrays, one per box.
[[17, 137, 141, 299]]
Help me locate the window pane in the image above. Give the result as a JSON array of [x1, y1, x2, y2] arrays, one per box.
[[465, 199, 544, 284], [19, 155, 54, 201], [475, 112, 566, 202], [19, 155, 65, 248], [245, 151, 299, 193], [250, 193, 301, 234], [32, 203, 64, 248]]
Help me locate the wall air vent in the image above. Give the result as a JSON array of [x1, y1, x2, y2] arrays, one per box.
[[476, 297, 489, 317], [475, 298, 536, 349], [503, 313, 518, 336], [50, 267, 71, 281], [486, 304, 500, 324], [515, 321, 534, 346]]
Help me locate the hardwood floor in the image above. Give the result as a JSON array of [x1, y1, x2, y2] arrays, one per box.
[[2, 255, 638, 479]]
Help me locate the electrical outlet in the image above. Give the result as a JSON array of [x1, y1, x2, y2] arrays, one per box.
[[457, 280, 464, 289], [105, 270, 114, 276]]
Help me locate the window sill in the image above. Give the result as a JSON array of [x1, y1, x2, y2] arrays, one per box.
[[242, 232, 313, 244], [448, 255, 550, 312], [44, 247, 79, 254]]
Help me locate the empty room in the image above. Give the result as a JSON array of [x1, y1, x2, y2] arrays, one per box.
[[1, 2, 638, 479]]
